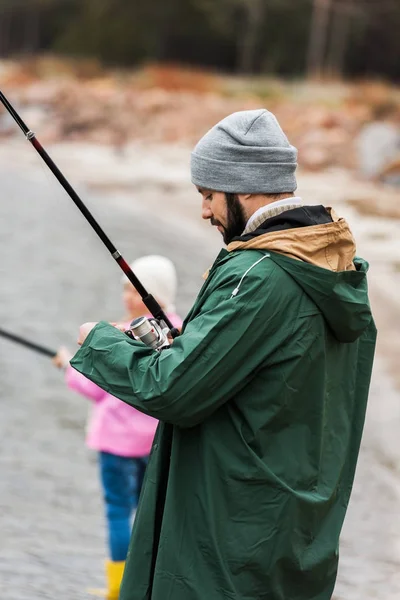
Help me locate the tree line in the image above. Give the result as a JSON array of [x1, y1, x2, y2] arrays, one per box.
[[0, 0, 398, 81]]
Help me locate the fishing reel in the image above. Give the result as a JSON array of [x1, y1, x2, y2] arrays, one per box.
[[125, 317, 170, 351]]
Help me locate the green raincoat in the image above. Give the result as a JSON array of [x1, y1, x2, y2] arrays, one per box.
[[71, 206, 376, 600]]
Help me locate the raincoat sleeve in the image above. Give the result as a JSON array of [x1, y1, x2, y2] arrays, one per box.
[[70, 263, 290, 428]]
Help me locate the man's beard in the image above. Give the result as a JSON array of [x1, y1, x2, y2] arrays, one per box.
[[211, 193, 247, 245]]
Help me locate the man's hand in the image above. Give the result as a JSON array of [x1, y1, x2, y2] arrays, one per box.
[[78, 322, 99, 345], [78, 322, 126, 346]]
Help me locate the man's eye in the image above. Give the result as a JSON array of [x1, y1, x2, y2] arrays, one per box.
[[206, 194, 213, 202]]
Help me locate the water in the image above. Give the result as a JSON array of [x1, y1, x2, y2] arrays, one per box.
[[0, 144, 399, 598]]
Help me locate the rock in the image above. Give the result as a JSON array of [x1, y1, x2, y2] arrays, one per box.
[[356, 121, 400, 182]]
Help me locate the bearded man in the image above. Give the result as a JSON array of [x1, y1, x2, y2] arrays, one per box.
[[72, 109, 376, 600]]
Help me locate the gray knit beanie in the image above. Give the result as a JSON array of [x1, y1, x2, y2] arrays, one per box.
[[191, 109, 297, 194]]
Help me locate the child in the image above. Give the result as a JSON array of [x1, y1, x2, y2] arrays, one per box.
[[53, 255, 182, 600]]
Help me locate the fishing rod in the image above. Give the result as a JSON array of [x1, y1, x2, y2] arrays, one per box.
[[0, 327, 56, 358], [0, 90, 179, 340]]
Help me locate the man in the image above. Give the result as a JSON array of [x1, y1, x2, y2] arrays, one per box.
[[72, 109, 376, 600]]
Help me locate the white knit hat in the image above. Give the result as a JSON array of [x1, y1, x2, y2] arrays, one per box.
[[121, 255, 177, 313]]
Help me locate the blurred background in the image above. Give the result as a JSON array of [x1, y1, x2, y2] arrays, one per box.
[[0, 1, 399, 599]]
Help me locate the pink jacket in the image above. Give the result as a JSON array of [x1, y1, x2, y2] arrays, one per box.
[[65, 314, 182, 457]]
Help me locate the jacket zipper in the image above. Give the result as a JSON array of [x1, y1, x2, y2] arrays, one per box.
[[231, 253, 270, 298]]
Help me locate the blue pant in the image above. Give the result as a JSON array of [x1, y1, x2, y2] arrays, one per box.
[[99, 451, 148, 561]]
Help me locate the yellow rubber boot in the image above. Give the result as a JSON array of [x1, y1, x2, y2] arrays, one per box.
[[87, 560, 125, 599], [105, 560, 125, 600]]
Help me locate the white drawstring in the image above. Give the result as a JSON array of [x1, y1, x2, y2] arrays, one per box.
[[231, 254, 270, 298]]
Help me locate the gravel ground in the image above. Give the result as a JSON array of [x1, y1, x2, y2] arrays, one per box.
[[0, 141, 399, 598]]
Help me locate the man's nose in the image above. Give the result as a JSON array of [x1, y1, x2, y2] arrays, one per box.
[[202, 199, 212, 220]]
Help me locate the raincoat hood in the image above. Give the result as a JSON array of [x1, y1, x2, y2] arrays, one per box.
[[228, 205, 373, 342], [268, 252, 371, 343]]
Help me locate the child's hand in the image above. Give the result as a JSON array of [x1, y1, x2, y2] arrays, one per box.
[[52, 346, 73, 369]]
